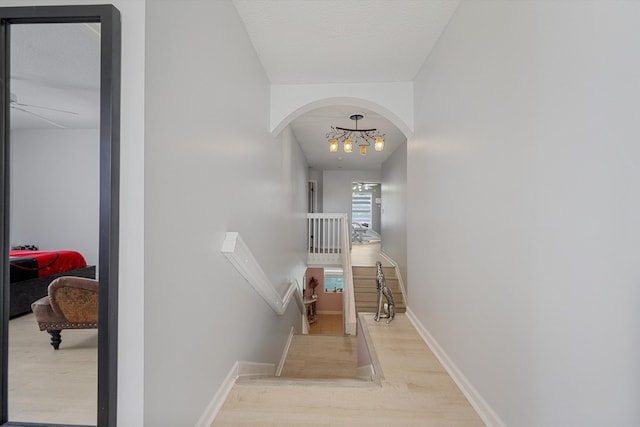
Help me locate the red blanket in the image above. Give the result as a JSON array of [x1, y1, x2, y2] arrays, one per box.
[[9, 250, 87, 278]]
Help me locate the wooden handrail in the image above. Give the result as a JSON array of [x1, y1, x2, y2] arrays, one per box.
[[222, 232, 304, 315]]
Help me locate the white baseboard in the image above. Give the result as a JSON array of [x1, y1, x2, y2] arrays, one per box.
[[379, 250, 407, 301], [276, 326, 295, 376], [405, 308, 506, 427], [195, 360, 277, 427], [238, 361, 275, 377], [302, 312, 309, 334], [194, 361, 239, 427], [379, 250, 395, 267]]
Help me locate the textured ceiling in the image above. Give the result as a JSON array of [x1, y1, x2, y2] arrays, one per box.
[[10, 23, 100, 130], [233, 0, 459, 84], [234, 0, 459, 170]]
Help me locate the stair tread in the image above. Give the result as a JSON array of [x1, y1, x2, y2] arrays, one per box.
[[351, 269, 396, 277], [356, 300, 406, 306], [353, 283, 400, 289], [356, 308, 406, 313], [352, 268, 396, 276], [353, 280, 399, 285], [356, 298, 404, 304], [356, 302, 406, 307], [354, 290, 402, 294], [354, 289, 402, 294], [356, 299, 406, 306], [280, 335, 358, 379]]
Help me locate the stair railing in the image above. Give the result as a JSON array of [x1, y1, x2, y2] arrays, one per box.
[[340, 217, 357, 335], [222, 232, 304, 315], [305, 213, 356, 335], [306, 213, 345, 265]]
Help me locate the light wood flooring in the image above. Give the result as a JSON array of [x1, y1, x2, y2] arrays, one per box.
[[8, 313, 97, 425], [213, 313, 485, 426], [279, 334, 358, 379], [350, 242, 392, 267], [308, 313, 343, 335]]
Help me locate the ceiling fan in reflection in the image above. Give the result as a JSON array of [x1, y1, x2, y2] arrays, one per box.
[[10, 92, 78, 128]]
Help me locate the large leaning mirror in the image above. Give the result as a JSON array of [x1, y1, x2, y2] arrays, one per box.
[[0, 5, 120, 427]]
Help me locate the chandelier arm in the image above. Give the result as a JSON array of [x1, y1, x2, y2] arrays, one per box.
[[327, 127, 353, 142], [334, 126, 378, 132], [326, 115, 385, 154]]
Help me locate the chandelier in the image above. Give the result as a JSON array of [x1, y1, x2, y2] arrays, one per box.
[[326, 114, 385, 155]]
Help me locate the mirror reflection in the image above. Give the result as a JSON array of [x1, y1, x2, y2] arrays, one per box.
[[8, 22, 100, 425]]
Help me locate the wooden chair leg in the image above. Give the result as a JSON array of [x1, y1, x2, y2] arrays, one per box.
[[47, 330, 62, 350]]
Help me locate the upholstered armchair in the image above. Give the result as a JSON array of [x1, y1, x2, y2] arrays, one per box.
[[31, 276, 98, 350]]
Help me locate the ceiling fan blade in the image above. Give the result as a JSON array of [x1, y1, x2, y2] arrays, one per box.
[[12, 101, 78, 116], [11, 105, 66, 129]]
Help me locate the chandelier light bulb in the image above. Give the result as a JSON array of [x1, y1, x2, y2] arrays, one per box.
[[326, 114, 384, 157]]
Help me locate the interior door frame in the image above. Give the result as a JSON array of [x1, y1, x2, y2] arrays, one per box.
[[0, 5, 120, 427]]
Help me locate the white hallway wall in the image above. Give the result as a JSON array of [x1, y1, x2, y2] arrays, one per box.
[[145, 1, 308, 426], [381, 141, 407, 288], [323, 169, 381, 221], [11, 129, 99, 265], [409, 1, 640, 426]]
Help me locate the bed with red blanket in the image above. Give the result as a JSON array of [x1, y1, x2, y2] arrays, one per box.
[[9, 250, 96, 318]]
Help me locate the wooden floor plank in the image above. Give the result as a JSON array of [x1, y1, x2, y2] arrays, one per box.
[[308, 313, 344, 335], [8, 313, 97, 425]]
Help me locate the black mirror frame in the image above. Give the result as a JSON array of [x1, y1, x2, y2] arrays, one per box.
[[0, 5, 120, 427]]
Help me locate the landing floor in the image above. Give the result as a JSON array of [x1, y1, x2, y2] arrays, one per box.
[[350, 242, 393, 267], [212, 313, 485, 426], [279, 334, 357, 379]]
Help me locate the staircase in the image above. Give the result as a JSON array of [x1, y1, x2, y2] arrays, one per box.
[[352, 266, 406, 314], [279, 334, 358, 379], [212, 313, 486, 427]]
